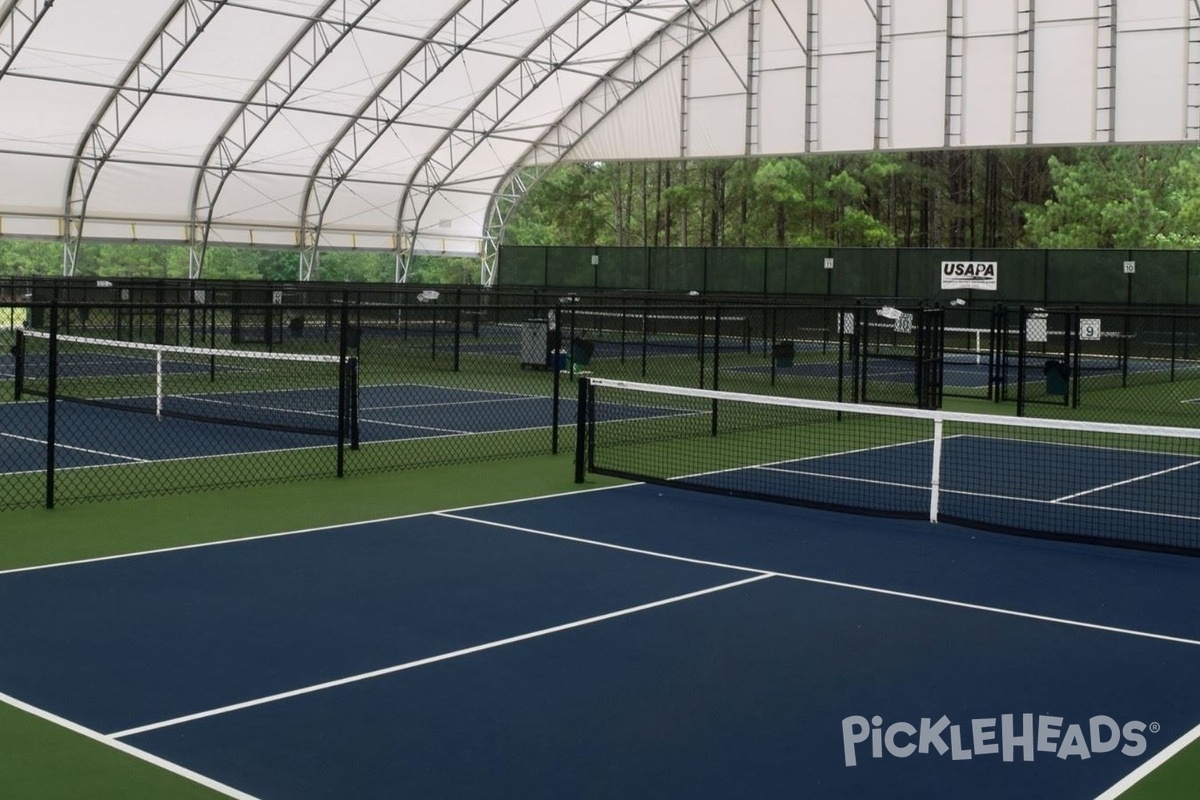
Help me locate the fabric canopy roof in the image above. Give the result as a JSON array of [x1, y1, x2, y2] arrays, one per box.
[[0, 0, 1196, 281]]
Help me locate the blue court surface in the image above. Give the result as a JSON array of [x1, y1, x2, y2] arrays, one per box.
[[731, 360, 991, 388], [678, 434, 1200, 548], [2, 485, 1199, 799], [733, 355, 1194, 390]]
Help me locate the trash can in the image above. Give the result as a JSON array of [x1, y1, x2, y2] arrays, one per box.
[[1044, 359, 1068, 396], [570, 338, 594, 368], [773, 341, 795, 369]]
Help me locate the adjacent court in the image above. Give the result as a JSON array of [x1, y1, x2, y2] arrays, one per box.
[[0, 384, 666, 475], [2, 485, 1199, 799]]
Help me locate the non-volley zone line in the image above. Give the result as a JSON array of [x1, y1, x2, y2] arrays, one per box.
[[438, 513, 1200, 649], [0, 430, 147, 468], [108, 574, 774, 739], [746, 452, 1200, 524], [110, 501, 1200, 741]]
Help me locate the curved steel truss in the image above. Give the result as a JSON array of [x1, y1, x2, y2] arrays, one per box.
[[187, 0, 382, 279], [62, 0, 227, 275], [480, 0, 756, 284], [0, 1, 1189, 281]]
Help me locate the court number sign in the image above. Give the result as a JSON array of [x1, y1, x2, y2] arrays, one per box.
[[1026, 312, 1048, 343], [1123, 261, 1136, 274], [941, 261, 998, 291], [1080, 318, 1102, 341]]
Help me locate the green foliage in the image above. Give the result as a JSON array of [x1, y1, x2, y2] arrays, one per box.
[[0, 240, 480, 284], [0, 239, 60, 275], [1023, 146, 1200, 248], [8, 145, 1200, 283]]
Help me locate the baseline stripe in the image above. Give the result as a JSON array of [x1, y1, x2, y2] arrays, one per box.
[[1095, 721, 1200, 799], [0, 691, 256, 800], [1053, 460, 1200, 503]]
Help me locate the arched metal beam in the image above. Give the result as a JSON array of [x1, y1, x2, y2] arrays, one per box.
[[61, 0, 226, 275], [0, 0, 55, 81], [395, 0, 688, 282], [296, 0, 524, 282], [479, 0, 756, 285], [187, 0, 381, 279]]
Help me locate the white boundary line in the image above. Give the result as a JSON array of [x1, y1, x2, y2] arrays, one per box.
[[756, 465, 930, 492], [108, 574, 773, 739], [0, 691, 257, 800], [0, 431, 146, 462], [1054, 460, 1200, 503], [0, 483, 634, 576], [438, 513, 1200, 648], [1095, 721, 1200, 799]]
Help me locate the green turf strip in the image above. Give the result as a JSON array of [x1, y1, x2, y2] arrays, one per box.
[[0, 701, 220, 800], [0, 455, 623, 797], [1118, 733, 1200, 799], [2, 453, 1197, 798]]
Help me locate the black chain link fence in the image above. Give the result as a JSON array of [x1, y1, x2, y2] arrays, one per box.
[[4, 287, 1199, 510]]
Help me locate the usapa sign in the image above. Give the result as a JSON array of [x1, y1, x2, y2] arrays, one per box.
[[941, 261, 998, 291]]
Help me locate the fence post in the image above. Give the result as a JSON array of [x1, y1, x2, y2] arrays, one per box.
[[551, 304, 562, 454], [45, 302, 58, 509], [453, 288, 462, 373], [573, 376, 590, 483], [336, 294, 348, 478]]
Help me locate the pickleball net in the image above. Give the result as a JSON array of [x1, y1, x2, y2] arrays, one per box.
[[13, 329, 358, 439], [574, 377, 1200, 554]]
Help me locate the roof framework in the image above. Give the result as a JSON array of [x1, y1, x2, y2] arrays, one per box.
[[0, 0, 1197, 282]]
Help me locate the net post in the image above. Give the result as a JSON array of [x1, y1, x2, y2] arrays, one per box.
[[1121, 309, 1131, 389], [155, 349, 163, 419], [711, 308, 720, 436], [1016, 305, 1027, 417], [453, 289, 462, 373], [568, 302, 577, 379], [619, 297, 628, 363], [929, 416, 944, 523], [769, 306, 778, 387], [1170, 314, 1178, 381], [1071, 307, 1082, 409], [12, 328, 24, 400], [349, 356, 360, 450], [573, 376, 590, 483], [836, 305, 846, 406], [45, 302, 58, 509], [551, 305, 561, 455], [640, 305, 648, 378], [336, 294, 349, 478], [987, 304, 1000, 402], [430, 303, 438, 361]]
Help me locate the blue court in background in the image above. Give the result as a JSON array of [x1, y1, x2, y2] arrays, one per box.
[[2, 484, 1199, 799], [0, 384, 667, 474], [683, 434, 1200, 547]]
